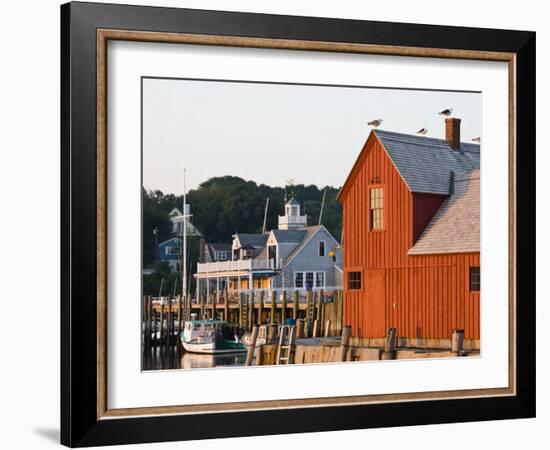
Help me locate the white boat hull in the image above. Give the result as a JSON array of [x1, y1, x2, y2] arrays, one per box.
[[181, 338, 247, 354]]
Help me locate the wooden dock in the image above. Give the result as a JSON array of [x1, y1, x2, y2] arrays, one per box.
[[141, 291, 478, 368]]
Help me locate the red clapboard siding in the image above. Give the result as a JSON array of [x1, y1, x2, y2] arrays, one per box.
[[339, 133, 480, 340]]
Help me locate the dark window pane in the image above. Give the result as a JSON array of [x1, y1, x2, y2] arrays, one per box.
[[348, 271, 362, 290], [469, 266, 480, 292]]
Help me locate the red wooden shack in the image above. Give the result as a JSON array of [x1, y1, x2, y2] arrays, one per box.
[[337, 118, 480, 345]]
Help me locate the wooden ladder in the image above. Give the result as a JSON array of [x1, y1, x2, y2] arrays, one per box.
[[275, 325, 296, 365], [306, 291, 315, 322]]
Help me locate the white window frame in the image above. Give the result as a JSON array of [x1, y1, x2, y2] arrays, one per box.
[[294, 271, 326, 288], [165, 246, 181, 256], [294, 272, 304, 288], [315, 271, 326, 288], [216, 250, 227, 260]]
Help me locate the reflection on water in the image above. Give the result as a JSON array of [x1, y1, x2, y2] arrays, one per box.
[[143, 346, 248, 371]]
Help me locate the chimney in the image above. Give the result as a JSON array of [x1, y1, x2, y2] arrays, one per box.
[[445, 117, 461, 150], [199, 238, 206, 263]]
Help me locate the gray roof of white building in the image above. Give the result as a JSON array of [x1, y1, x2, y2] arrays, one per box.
[[271, 229, 308, 244], [234, 233, 268, 248], [374, 130, 480, 195], [207, 243, 232, 251], [408, 169, 480, 255]]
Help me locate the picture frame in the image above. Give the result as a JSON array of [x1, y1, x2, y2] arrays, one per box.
[[60, 1, 535, 447]]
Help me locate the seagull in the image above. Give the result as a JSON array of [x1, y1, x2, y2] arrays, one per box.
[[438, 108, 453, 117], [416, 127, 428, 135], [472, 137, 481, 143], [367, 118, 383, 128]]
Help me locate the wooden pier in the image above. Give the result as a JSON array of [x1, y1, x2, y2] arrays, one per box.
[[141, 290, 478, 369]]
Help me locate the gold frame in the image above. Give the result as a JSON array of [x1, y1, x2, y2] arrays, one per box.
[[96, 29, 516, 420]]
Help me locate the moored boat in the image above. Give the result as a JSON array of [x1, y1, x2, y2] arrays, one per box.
[[181, 318, 246, 354]]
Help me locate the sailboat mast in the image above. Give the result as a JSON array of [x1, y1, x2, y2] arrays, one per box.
[[262, 197, 269, 234], [182, 169, 187, 304], [319, 187, 327, 225]]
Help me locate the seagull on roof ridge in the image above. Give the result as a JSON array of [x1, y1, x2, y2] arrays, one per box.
[[367, 118, 383, 128], [438, 108, 453, 117], [416, 127, 428, 135]]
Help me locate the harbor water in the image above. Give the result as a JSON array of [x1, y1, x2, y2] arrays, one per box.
[[142, 346, 247, 370]]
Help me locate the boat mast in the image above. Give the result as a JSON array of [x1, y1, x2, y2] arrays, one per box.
[[262, 196, 269, 234], [319, 187, 327, 225], [182, 169, 187, 308]]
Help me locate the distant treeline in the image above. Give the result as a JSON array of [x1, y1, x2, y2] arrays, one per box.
[[143, 176, 342, 269]]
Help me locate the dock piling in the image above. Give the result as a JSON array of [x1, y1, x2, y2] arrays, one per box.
[[325, 319, 332, 337], [245, 325, 259, 366], [258, 291, 264, 325], [452, 329, 465, 356], [340, 325, 352, 362], [384, 327, 397, 360]]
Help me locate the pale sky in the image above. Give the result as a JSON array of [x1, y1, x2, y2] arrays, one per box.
[[143, 78, 481, 194]]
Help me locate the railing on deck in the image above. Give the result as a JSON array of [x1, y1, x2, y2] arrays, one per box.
[[196, 258, 281, 274], [191, 286, 341, 305]]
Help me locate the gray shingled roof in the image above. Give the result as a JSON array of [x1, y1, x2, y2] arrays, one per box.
[[375, 130, 480, 195], [272, 229, 308, 244], [234, 233, 268, 248], [207, 242, 232, 252], [408, 169, 480, 255]]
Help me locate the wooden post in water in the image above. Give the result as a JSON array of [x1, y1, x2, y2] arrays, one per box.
[[384, 327, 396, 360], [304, 320, 311, 338], [281, 290, 287, 324], [258, 291, 264, 325], [238, 293, 244, 329], [270, 290, 277, 324], [340, 325, 352, 362], [224, 291, 229, 323], [149, 297, 154, 340], [248, 291, 255, 331], [452, 329, 465, 356], [320, 290, 325, 328], [312, 319, 319, 338], [143, 296, 149, 346], [177, 295, 182, 337], [315, 291, 323, 323], [166, 300, 172, 347], [337, 291, 343, 335], [293, 290, 299, 319], [325, 319, 332, 337], [160, 303, 165, 347], [245, 325, 259, 366], [296, 319, 305, 339], [267, 324, 278, 344], [211, 293, 216, 320], [152, 307, 157, 348]]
